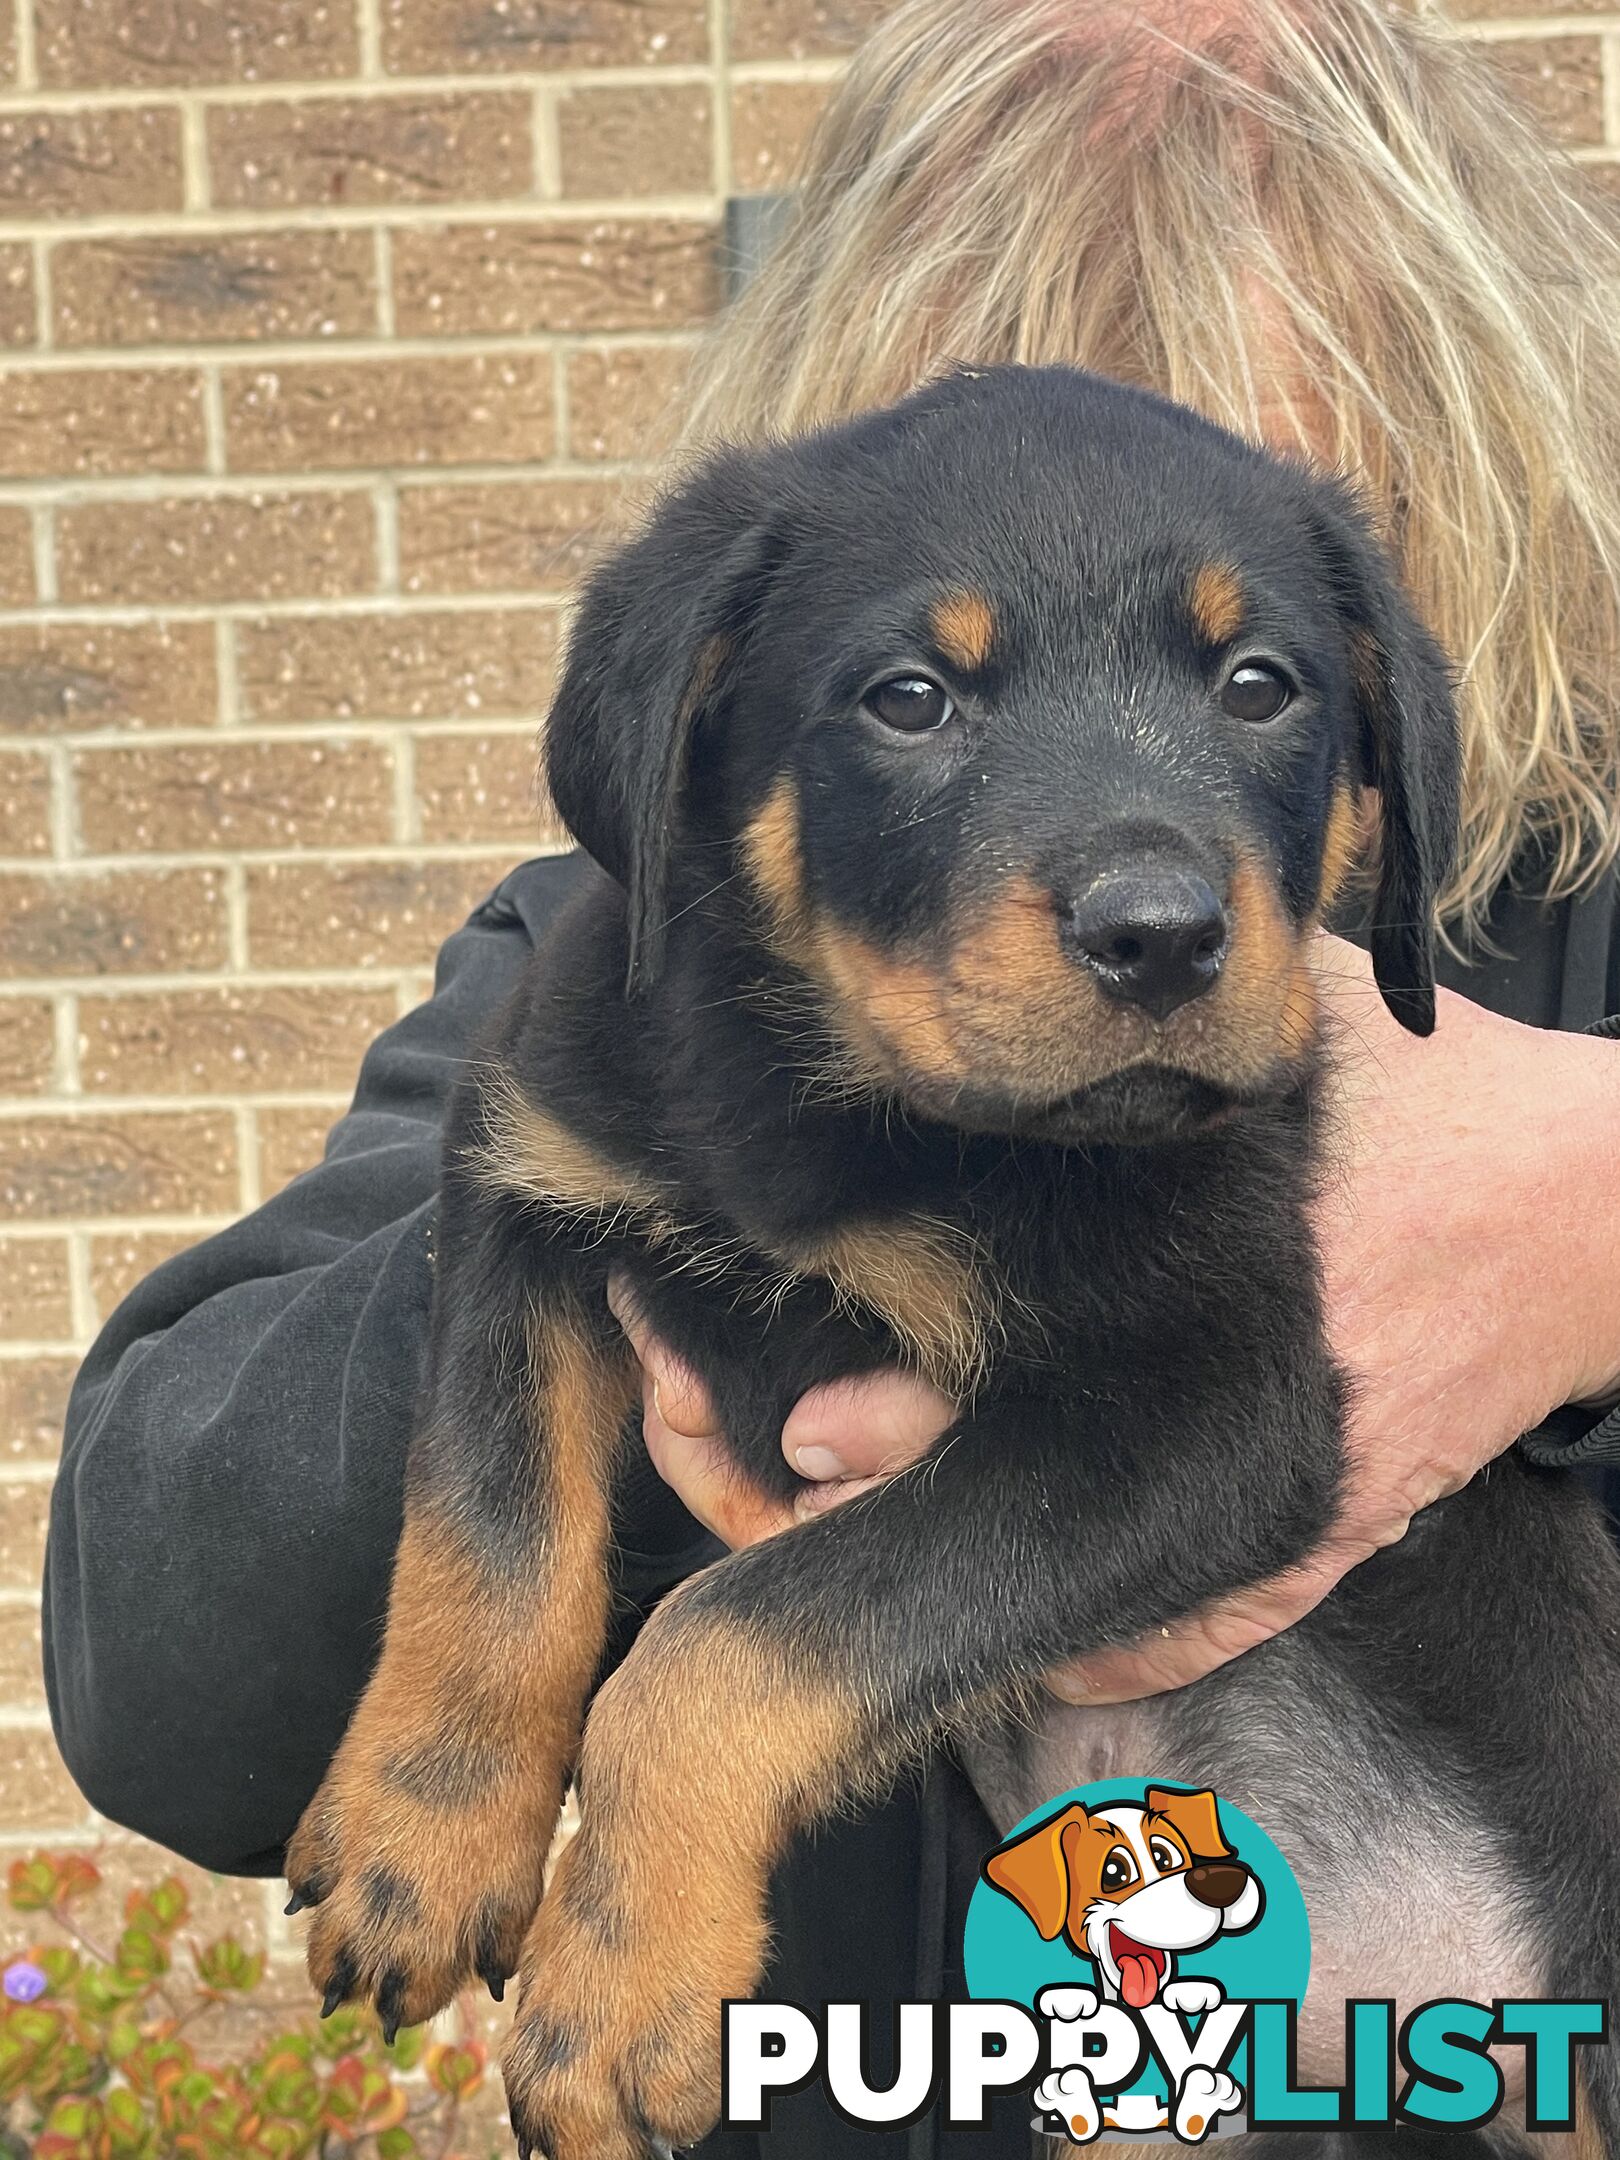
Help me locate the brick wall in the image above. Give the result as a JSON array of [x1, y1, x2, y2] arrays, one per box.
[[0, 0, 1614, 2060]]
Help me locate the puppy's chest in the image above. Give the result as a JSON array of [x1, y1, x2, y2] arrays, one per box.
[[618, 1137, 1209, 1412]]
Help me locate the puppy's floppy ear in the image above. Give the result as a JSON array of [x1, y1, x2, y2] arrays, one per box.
[[1144, 1786, 1232, 1865], [982, 1804, 1092, 1941], [1308, 487, 1460, 1036], [543, 447, 782, 995]]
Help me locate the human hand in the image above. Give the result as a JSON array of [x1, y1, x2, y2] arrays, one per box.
[[618, 933, 1620, 1701], [607, 1273, 956, 1548]]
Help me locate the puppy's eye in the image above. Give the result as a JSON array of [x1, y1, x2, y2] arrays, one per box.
[[1100, 1847, 1138, 1893], [862, 676, 955, 734], [1221, 662, 1292, 723], [1149, 1839, 1184, 1874]]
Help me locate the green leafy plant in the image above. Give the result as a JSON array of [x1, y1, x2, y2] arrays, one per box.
[[2, 1851, 499, 2160]]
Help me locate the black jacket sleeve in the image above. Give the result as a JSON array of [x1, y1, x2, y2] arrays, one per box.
[[44, 856, 592, 1876]]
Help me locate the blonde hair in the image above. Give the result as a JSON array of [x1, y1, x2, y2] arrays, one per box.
[[673, 0, 1620, 933]]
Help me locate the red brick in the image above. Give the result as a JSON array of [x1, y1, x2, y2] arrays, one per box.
[[0, 868, 229, 978], [0, 368, 206, 481], [0, 624, 218, 736], [0, 106, 183, 217], [0, 1481, 50, 1594], [55, 491, 378, 607], [236, 606, 560, 722], [52, 229, 378, 350], [224, 352, 556, 471], [557, 83, 712, 198], [75, 739, 395, 855], [415, 729, 565, 845], [0, 1599, 45, 1706], [258, 1102, 339, 1194], [381, 0, 707, 73], [0, 1000, 57, 1095], [397, 477, 624, 594], [89, 1228, 201, 1319], [1486, 35, 1605, 146], [730, 0, 886, 58], [730, 79, 829, 191], [37, 0, 360, 89], [0, 1237, 73, 1340], [0, 1111, 240, 1220], [0, 247, 36, 349], [564, 342, 690, 462], [0, 749, 53, 859], [392, 218, 717, 336], [0, 1356, 75, 1464], [246, 855, 518, 968], [0, 1727, 88, 1830], [79, 984, 398, 1094], [207, 91, 536, 209], [0, 509, 34, 606]]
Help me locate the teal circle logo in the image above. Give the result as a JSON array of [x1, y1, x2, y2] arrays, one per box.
[[964, 1781, 1310, 2141]]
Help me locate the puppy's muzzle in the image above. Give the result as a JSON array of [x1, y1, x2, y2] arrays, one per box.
[[1061, 867, 1229, 1022]]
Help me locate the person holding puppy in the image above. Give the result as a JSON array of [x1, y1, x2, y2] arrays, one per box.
[[47, 2, 1620, 2154]]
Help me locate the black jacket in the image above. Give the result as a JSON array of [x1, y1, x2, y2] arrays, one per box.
[[44, 848, 1620, 2159]]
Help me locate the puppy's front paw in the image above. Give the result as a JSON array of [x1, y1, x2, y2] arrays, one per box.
[[1037, 1983, 1100, 2024], [287, 1718, 550, 2038], [1161, 1977, 1225, 2017], [504, 1830, 768, 2160]]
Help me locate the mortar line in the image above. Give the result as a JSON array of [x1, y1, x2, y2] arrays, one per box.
[[13, 0, 35, 91], [50, 988, 76, 1094], [0, 452, 650, 500], [30, 500, 54, 602], [373, 224, 396, 336], [0, 191, 718, 240], [180, 95, 209, 211]]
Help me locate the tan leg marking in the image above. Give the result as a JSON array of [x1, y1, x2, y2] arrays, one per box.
[[289, 1307, 636, 2031], [505, 1607, 861, 2160], [1189, 564, 1246, 646], [466, 1071, 681, 1243], [793, 1214, 992, 1397], [930, 589, 996, 672]]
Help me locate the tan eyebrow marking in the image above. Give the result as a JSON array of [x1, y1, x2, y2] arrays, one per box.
[[930, 589, 996, 671], [1189, 563, 1247, 646]]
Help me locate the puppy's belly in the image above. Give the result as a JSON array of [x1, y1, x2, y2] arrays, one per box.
[[962, 1693, 1540, 2090]]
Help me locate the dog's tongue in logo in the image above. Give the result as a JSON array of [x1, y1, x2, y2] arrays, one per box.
[[1111, 1928, 1165, 2008]]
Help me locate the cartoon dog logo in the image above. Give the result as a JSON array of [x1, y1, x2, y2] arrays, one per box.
[[983, 1786, 1263, 2142]]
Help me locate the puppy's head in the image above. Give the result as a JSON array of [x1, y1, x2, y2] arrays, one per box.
[[546, 365, 1458, 1145], [983, 1787, 1263, 2003]]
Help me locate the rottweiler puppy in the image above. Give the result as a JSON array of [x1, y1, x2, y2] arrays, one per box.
[[286, 365, 1620, 2159]]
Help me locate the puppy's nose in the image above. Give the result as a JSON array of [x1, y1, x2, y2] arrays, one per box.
[[1185, 1863, 1249, 1911], [1062, 871, 1228, 1022]]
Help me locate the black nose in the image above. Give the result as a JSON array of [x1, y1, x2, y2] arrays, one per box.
[[1186, 1862, 1250, 1911], [1063, 870, 1228, 1021]]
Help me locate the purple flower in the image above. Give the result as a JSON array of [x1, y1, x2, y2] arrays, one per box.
[[3, 1958, 47, 2003]]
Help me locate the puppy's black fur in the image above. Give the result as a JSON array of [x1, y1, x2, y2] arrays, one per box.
[[288, 366, 1620, 2160]]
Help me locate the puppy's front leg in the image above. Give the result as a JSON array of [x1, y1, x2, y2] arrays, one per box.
[[506, 1382, 1337, 2160], [286, 1169, 635, 2035]]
